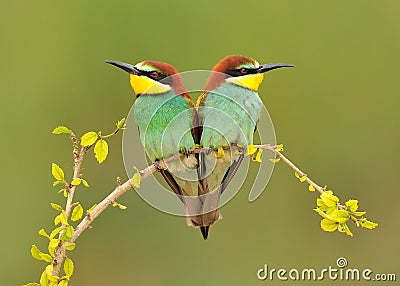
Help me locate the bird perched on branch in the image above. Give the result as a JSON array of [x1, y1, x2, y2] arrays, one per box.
[[196, 55, 294, 236], [106, 60, 211, 238]]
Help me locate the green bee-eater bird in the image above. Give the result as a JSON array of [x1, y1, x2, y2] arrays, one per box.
[[196, 55, 294, 235], [106, 60, 211, 238]]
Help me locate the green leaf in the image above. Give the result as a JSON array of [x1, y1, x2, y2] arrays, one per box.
[[275, 144, 284, 152], [31, 245, 44, 261], [345, 199, 358, 212], [64, 243, 76, 251], [254, 149, 262, 162], [48, 239, 59, 256], [50, 226, 64, 239], [116, 118, 126, 129], [51, 163, 64, 181], [40, 270, 49, 286], [53, 180, 63, 187], [320, 218, 338, 232], [52, 126, 72, 135], [41, 253, 53, 263], [132, 172, 141, 188], [320, 190, 339, 207], [94, 139, 108, 163], [330, 209, 350, 224], [39, 228, 50, 239], [113, 202, 127, 210], [61, 225, 74, 242], [246, 144, 258, 156], [81, 179, 89, 187], [71, 204, 83, 222], [352, 211, 366, 217], [54, 210, 68, 226], [50, 203, 63, 212], [71, 178, 81, 186], [58, 188, 67, 197], [339, 223, 353, 236], [80, 131, 98, 146], [45, 265, 59, 282], [87, 204, 97, 212], [64, 257, 74, 277], [359, 219, 378, 229]]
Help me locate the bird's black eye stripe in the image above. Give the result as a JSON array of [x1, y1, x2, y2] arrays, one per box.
[[143, 70, 167, 81], [226, 68, 258, 77]]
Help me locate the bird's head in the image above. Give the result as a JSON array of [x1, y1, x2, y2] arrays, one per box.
[[106, 60, 190, 100], [204, 55, 294, 92]]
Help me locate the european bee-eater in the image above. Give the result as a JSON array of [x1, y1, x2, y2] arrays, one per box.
[[197, 55, 294, 234], [106, 60, 211, 238]]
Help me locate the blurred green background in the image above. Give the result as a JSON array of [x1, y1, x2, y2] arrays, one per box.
[[1, 1, 399, 285]]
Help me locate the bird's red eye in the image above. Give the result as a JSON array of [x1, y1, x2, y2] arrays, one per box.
[[240, 68, 248, 75], [149, 71, 159, 78]]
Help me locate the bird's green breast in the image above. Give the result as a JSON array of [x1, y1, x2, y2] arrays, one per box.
[[199, 83, 263, 149], [133, 91, 195, 161]]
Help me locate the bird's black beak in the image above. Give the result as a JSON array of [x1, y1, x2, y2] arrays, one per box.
[[257, 63, 295, 74], [105, 60, 141, 75]]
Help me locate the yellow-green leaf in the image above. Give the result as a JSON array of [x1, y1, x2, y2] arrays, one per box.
[[48, 239, 59, 256], [61, 225, 74, 242], [50, 226, 64, 239], [51, 163, 64, 181], [132, 172, 141, 188], [45, 264, 59, 282], [217, 147, 225, 158], [275, 144, 284, 152], [25, 283, 40, 286], [52, 126, 72, 135], [116, 118, 126, 129], [31, 245, 44, 261], [64, 243, 76, 251], [320, 190, 339, 207], [40, 270, 48, 286], [80, 131, 98, 147], [330, 209, 350, 224], [339, 223, 353, 236], [94, 139, 108, 163], [320, 218, 338, 232], [50, 203, 63, 212], [308, 184, 315, 192], [87, 204, 97, 212], [299, 175, 307, 182], [345, 199, 358, 212], [53, 180, 63, 187], [64, 258, 74, 277], [71, 178, 81, 186], [71, 204, 83, 222], [359, 219, 378, 229], [39, 228, 50, 239], [41, 253, 53, 263], [54, 210, 68, 226], [352, 211, 366, 217], [269, 158, 280, 163], [246, 144, 258, 155], [254, 149, 263, 162], [113, 202, 127, 210], [82, 179, 89, 187]]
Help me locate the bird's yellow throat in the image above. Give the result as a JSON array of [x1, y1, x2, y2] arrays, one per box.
[[129, 75, 171, 95], [226, 73, 264, 92]]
